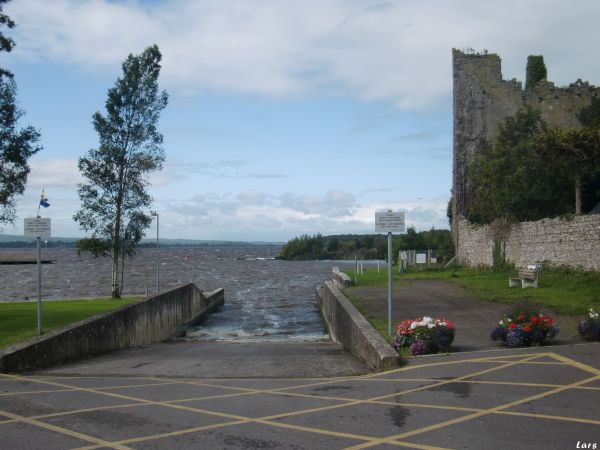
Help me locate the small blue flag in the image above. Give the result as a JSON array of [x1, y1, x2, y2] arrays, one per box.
[[40, 192, 50, 208]]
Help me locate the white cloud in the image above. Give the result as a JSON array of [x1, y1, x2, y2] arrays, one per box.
[[26, 158, 81, 190], [153, 189, 448, 240], [7, 0, 600, 110]]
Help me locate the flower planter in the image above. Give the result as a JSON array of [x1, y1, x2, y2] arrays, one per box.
[[578, 308, 600, 341], [393, 317, 455, 356], [491, 311, 558, 347]]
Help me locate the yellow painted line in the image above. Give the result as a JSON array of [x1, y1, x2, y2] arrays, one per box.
[[31, 402, 147, 421], [165, 390, 264, 404], [0, 387, 78, 396], [93, 381, 182, 390], [356, 375, 600, 391], [115, 419, 250, 446], [371, 401, 480, 413], [495, 409, 600, 426], [257, 357, 534, 421], [0, 407, 131, 450], [384, 441, 451, 450], [2, 373, 254, 422], [343, 371, 600, 450], [4, 351, 589, 450], [254, 418, 376, 442], [547, 352, 600, 376]]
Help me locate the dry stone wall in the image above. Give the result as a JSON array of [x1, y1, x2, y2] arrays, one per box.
[[452, 49, 600, 269], [456, 215, 600, 270]]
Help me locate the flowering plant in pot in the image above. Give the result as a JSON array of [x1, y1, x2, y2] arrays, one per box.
[[491, 306, 559, 347], [578, 308, 600, 341], [392, 316, 455, 355]]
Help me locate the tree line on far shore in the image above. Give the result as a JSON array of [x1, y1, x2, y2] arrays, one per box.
[[278, 228, 454, 263]]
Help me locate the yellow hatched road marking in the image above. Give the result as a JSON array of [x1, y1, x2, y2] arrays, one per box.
[[3, 350, 598, 449], [0, 407, 132, 450], [547, 352, 600, 376], [0, 356, 521, 448], [71, 420, 250, 450], [342, 372, 600, 450]]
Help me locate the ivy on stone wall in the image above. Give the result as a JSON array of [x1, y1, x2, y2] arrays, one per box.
[[525, 55, 547, 90]]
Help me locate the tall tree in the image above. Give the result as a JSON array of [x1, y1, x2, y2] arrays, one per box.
[[0, 0, 42, 224], [0, 0, 15, 78], [468, 107, 571, 224], [74, 45, 168, 298]]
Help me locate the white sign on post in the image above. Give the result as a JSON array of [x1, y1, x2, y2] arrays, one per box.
[[375, 210, 406, 337], [24, 218, 51, 237], [375, 211, 405, 233]]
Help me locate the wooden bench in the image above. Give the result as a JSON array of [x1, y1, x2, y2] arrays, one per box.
[[509, 265, 540, 288]]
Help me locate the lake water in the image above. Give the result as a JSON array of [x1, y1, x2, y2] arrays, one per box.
[[0, 247, 355, 341]]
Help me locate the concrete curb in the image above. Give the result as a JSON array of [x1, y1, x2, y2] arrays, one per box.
[[316, 280, 401, 372], [332, 266, 352, 289], [0, 283, 223, 373]]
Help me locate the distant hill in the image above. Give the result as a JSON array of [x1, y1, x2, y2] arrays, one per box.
[[0, 233, 282, 247]]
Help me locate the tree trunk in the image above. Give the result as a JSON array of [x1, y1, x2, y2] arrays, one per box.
[[575, 172, 582, 216], [111, 247, 120, 298]]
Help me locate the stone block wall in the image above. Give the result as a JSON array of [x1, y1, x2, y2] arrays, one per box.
[[456, 215, 600, 270]]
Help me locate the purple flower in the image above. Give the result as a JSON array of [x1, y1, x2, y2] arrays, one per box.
[[490, 326, 506, 341], [410, 340, 428, 356]]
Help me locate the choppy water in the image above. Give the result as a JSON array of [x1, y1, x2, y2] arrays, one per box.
[[0, 247, 355, 341]]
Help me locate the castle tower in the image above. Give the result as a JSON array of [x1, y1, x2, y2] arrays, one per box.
[[452, 48, 599, 228]]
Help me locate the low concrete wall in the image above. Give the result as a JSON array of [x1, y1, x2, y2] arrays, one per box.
[[316, 280, 400, 372], [0, 283, 223, 373]]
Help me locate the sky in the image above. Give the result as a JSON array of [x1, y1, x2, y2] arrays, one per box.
[[1, 0, 600, 242]]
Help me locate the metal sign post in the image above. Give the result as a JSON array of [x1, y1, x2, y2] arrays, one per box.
[[24, 217, 51, 335], [375, 210, 406, 336]]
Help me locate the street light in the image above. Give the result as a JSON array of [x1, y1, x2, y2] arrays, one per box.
[[151, 211, 159, 293]]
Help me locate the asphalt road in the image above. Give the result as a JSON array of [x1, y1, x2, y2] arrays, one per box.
[[1, 342, 599, 449]]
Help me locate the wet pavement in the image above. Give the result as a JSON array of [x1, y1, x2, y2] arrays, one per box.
[[1, 343, 598, 449]]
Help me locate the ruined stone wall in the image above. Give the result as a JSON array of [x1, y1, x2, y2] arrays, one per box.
[[452, 49, 600, 267], [456, 215, 600, 270], [452, 49, 600, 220]]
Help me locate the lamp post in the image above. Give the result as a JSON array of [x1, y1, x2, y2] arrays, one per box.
[[151, 211, 159, 293]]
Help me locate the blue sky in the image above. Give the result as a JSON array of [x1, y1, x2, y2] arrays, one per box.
[[1, 0, 599, 241]]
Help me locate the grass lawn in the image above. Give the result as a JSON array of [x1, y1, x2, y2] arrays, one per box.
[[347, 265, 600, 315], [0, 297, 141, 350]]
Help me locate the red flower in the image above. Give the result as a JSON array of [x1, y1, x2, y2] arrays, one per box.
[[545, 318, 553, 326], [523, 325, 531, 332], [517, 314, 525, 322], [508, 322, 517, 329], [530, 316, 539, 325]]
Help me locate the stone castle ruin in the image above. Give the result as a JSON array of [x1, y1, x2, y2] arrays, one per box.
[[452, 49, 600, 270]]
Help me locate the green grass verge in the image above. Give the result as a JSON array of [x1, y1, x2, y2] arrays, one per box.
[[346, 266, 600, 315], [0, 297, 141, 350]]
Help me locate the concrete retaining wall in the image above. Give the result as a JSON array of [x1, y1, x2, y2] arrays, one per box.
[[0, 283, 223, 373], [316, 280, 400, 372]]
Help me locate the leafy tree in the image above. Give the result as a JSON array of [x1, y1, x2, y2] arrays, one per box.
[[0, 0, 15, 78], [578, 96, 600, 129], [74, 45, 168, 298], [534, 127, 600, 215], [0, 1, 42, 224], [525, 55, 547, 90], [468, 107, 571, 224]]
